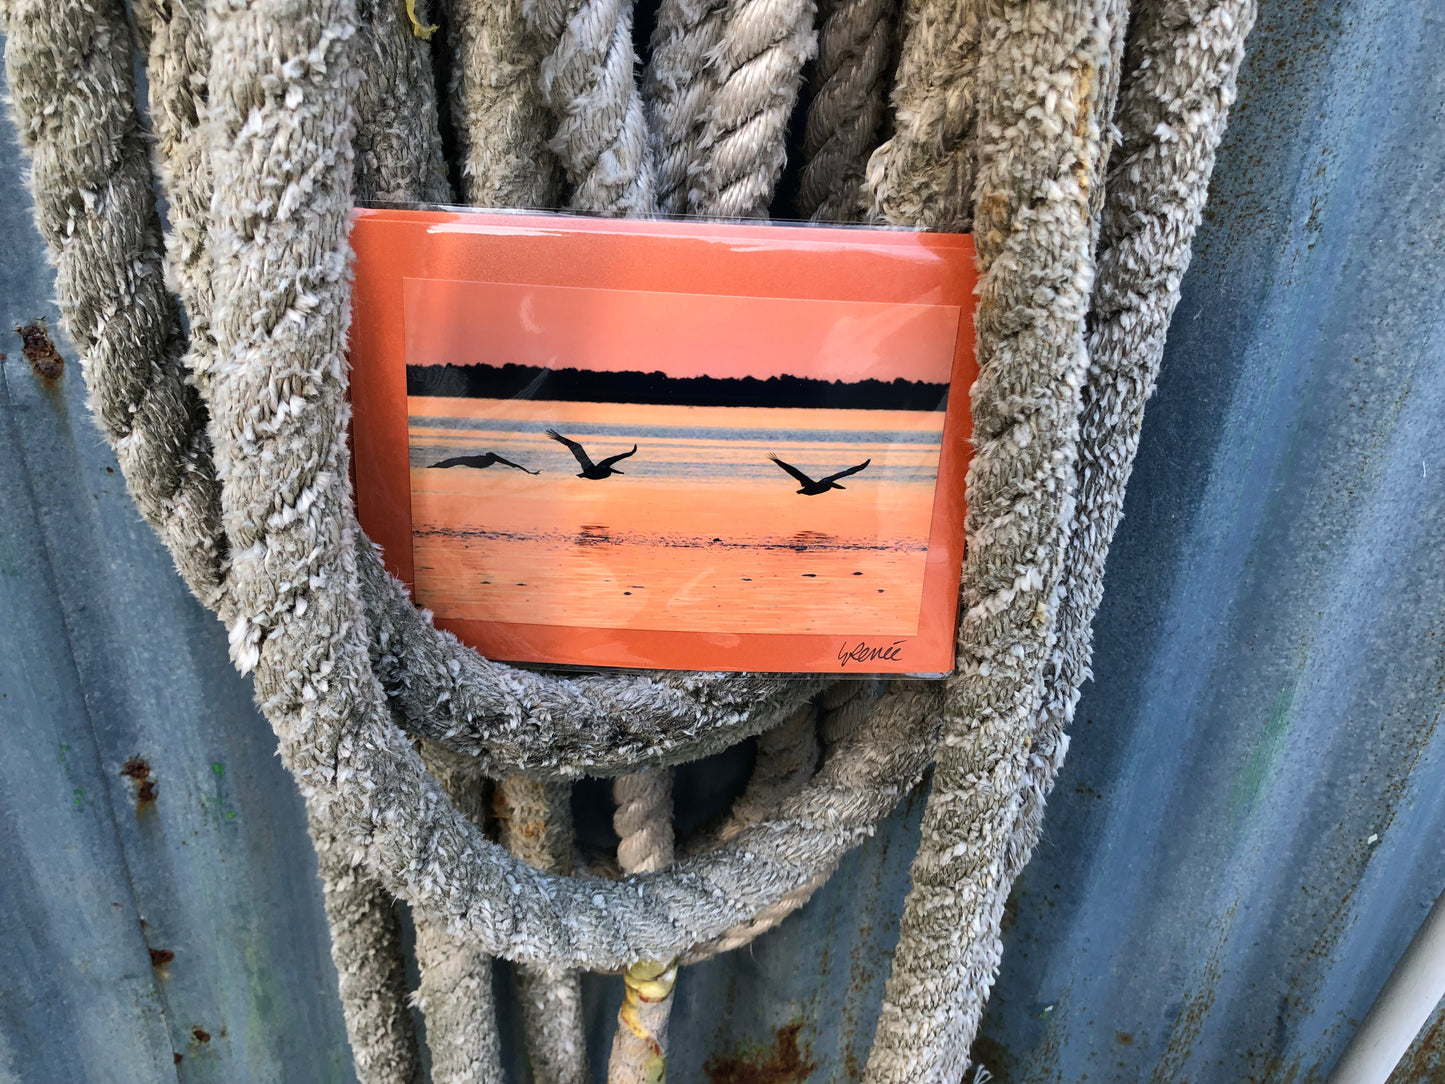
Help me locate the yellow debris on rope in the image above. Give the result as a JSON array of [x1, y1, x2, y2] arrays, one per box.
[[405, 0, 437, 39], [623, 959, 678, 1004], [615, 960, 676, 1082]]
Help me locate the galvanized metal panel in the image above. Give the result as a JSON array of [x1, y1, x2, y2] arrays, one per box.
[[0, 367, 179, 1084], [1, 0, 1442, 1080]]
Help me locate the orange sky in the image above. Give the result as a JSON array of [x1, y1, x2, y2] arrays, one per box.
[[404, 278, 961, 385]]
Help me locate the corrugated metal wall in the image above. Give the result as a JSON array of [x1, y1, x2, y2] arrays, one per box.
[[1, 0, 1441, 1080]]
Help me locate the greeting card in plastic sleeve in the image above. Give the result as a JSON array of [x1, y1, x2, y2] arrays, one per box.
[[348, 209, 976, 674]]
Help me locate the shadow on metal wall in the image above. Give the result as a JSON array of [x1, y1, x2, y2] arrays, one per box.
[[0, 0, 1441, 1080]]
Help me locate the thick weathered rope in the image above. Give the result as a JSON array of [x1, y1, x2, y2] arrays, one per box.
[[1, 0, 227, 615], [415, 744, 506, 1084], [353, 0, 453, 203], [864, 0, 1117, 1076], [32, 3, 427, 1077], [862, 0, 983, 229], [0, 14, 405, 1081], [438, 0, 565, 207], [0, 0, 1256, 1079], [820, 675, 885, 744], [130, 0, 220, 399], [1030, 0, 1257, 870], [795, 0, 897, 221], [873, 0, 1129, 1071], [690, 0, 818, 217], [366, 595, 828, 777], [642, 0, 727, 213], [906, 0, 1131, 1073], [607, 768, 676, 1081], [437, 3, 594, 1069], [347, 10, 483, 1078], [312, 810, 425, 1084], [978, 0, 1255, 1074], [528, 0, 656, 214], [496, 777, 591, 1083], [129, 2, 544, 1075], [858, 0, 1255, 1077]]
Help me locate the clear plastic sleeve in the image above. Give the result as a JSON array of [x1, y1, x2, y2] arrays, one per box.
[[349, 207, 975, 675]]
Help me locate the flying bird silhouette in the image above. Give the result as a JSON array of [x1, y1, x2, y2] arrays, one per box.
[[768, 453, 871, 495], [429, 452, 539, 474], [547, 429, 637, 479]]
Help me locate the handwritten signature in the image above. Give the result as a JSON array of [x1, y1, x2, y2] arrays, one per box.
[[837, 640, 906, 668]]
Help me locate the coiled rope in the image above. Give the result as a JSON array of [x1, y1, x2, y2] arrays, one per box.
[[0, 0, 1254, 1080]]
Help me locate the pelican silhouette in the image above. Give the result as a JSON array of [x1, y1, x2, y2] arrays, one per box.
[[768, 453, 871, 495], [429, 452, 539, 475], [547, 429, 637, 479]]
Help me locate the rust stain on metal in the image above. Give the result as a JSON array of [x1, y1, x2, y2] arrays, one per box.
[[119, 757, 150, 781], [119, 756, 158, 810], [15, 321, 63, 381], [191, 1027, 211, 1044], [148, 947, 175, 968], [1387, 1003, 1444, 1083], [1149, 906, 1235, 1084], [1256, 1060, 1325, 1084], [703, 1021, 817, 1084]]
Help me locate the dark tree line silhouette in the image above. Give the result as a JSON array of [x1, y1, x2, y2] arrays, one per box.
[[407, 362, 949, 412]]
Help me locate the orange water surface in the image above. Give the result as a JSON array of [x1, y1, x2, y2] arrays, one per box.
[[408, 398, 944, 635]]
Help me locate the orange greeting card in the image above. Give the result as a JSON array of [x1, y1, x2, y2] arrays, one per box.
[[348, 208, 976, 674]]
